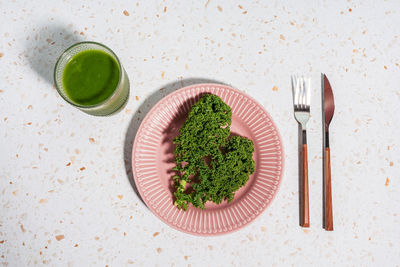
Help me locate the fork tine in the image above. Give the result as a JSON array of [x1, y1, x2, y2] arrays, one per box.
[[301, 76, 306, 108], [293, 75, 300, 106], [291, 75, 295, 95], [306, 77, 311, 106], [296, 75, 300, 106], [291, 75, 295, 103], [298, 76, 302, 107], [303, 77, 307, 108], [304, 76, 308, 107]]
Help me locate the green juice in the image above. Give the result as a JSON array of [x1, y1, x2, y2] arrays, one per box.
[[62, 50, 120, 106]]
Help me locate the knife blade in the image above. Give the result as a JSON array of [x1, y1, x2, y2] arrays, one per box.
[[322, 74, 335, 231]]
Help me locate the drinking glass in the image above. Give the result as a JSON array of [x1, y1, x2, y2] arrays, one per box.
[[54, 41, 129, 116]]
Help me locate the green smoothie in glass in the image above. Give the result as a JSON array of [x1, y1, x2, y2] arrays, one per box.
[[54, 42, 129, 116]]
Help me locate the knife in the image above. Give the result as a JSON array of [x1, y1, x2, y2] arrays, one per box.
[[322, 74, 335, 231]]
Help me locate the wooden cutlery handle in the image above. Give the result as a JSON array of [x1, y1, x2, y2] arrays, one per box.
[[301, 144, 310, 227], [324, 147, 333, 231]]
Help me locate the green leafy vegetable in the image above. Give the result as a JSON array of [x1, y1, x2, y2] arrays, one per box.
[[173, 94, 255, 210]]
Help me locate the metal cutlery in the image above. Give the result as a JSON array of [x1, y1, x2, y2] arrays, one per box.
[[322, 74, 335, 231], [292, 76, 311, 227]]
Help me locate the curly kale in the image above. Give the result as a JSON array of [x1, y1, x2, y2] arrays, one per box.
[[173, 94, 255, 210]]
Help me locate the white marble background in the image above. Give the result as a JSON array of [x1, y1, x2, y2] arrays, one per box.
[[1, 0, 400, 266]]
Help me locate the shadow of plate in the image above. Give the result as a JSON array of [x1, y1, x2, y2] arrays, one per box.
[[123, 78, 227, 207]]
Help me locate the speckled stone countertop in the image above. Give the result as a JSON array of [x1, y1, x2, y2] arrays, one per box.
[[1, 0, 400, 266]]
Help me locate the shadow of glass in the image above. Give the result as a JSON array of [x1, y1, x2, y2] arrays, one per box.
[[24, 23, 83, 85], [123, 78, 227, 208]]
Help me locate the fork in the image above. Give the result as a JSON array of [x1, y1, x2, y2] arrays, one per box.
[[292, 76, 311, 227]]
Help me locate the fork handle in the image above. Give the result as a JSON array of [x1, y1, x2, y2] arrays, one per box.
[[324, 146, 333, 231], [301, 130, 310, 227]]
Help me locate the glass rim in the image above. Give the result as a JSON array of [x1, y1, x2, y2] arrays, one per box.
[[53, 41, 123, 109]]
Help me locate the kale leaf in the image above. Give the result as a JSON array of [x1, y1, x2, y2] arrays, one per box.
[[173, 94, 255, 210]]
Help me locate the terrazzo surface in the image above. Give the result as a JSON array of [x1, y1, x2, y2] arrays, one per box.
[[1, 0, 400, 266]]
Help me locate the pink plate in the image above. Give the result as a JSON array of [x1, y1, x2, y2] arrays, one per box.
[[132, 84, 284, 236]]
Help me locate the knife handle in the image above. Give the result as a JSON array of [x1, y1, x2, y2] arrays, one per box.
[[301, 143, 310, 227], [324, 147, 333, 231]]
